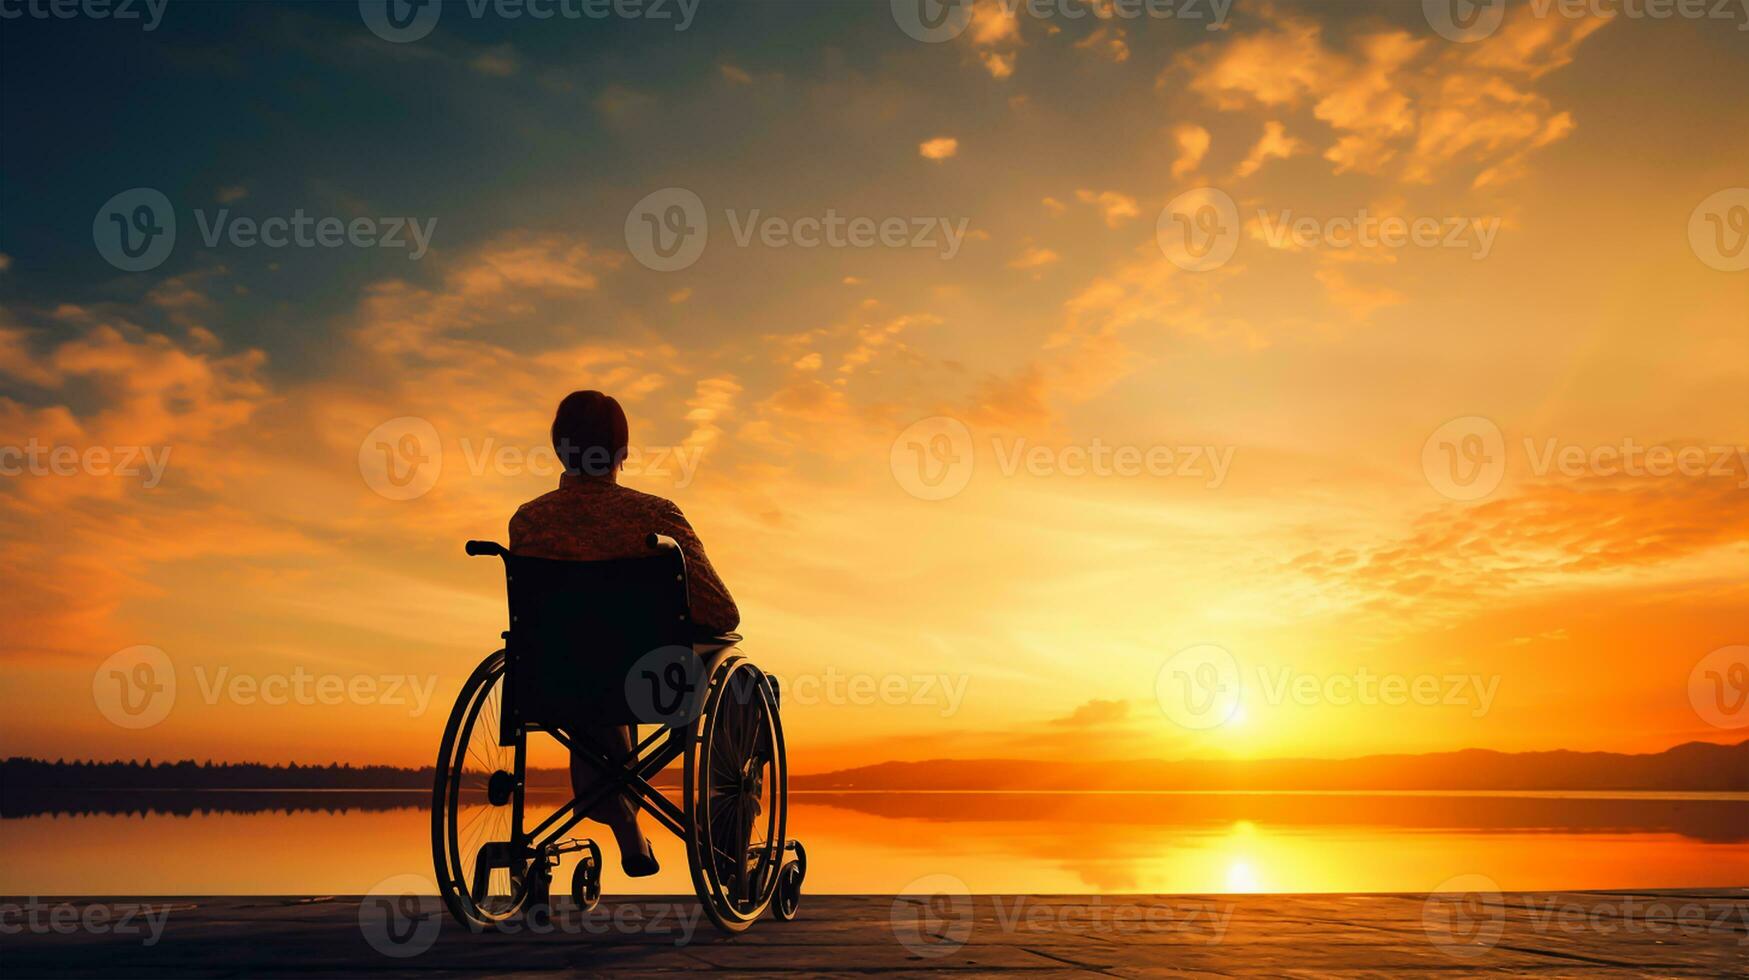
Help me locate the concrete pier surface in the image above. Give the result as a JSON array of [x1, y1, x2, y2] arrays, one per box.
[[2, 890, 1745, 977]]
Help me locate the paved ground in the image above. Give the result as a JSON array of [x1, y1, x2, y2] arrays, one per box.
[[2, 890, 1745, 977]]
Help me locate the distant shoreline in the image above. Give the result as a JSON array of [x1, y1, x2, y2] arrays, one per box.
[[6, 737, 1745, 796]]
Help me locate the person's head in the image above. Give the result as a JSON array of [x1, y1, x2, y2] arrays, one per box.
[[551, 390, 629, 478]]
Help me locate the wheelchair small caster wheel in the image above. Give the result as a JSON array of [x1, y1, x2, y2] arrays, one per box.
[[570, 841, 602, 912], [773, 861, 804, 921]]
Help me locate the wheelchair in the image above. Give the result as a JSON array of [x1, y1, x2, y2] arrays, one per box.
[[431, 534, 806, 935]]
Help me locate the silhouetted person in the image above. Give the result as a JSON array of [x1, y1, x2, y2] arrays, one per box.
[[510, 390, 740, 877]]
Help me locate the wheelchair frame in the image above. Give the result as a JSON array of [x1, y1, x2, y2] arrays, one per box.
[[431, 536, 806, 935]]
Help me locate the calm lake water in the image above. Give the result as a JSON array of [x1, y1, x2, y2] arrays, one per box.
[[4, 790, 1747, 895]]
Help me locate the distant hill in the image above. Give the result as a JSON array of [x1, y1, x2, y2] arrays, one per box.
[[792, 739, 1749, 792], [4, 740, 1744, 800]]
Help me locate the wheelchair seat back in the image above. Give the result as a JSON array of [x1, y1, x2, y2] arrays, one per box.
[[498, 549, 692, 731]]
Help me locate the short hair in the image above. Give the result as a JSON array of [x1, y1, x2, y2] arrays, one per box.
[[551, 390, 629, 477]]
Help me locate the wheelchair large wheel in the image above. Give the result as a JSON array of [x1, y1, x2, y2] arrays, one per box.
[[683, 656, 788, 934], [432, 651, 537, 930]]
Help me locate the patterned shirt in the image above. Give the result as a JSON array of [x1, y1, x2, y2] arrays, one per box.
[[508, 475, 741, 634]]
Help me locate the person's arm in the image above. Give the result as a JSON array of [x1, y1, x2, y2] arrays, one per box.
[[659, 503, 740, 634]]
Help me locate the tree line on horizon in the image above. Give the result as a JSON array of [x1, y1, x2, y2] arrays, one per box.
[[1, 757, 438, 789]]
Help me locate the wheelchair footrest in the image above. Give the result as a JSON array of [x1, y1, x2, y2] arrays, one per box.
[[543, 837, 597, 866]]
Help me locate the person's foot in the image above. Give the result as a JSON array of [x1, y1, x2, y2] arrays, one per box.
[[621, 836, 660, 878]]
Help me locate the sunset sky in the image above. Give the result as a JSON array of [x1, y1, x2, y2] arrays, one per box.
[[1, 0, 1745, 773]]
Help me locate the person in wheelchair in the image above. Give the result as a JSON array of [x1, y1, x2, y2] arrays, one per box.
[[509, 390, 741, 880], [438, 389, 801, 933]]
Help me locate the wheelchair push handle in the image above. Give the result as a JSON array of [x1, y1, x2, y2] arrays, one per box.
[[467, 538, 674, 557]]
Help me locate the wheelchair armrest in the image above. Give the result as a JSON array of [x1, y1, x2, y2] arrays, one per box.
[[646, 533, 681, 553], [465, 540, 507, 558]]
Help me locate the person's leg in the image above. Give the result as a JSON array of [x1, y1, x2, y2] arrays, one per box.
[[569, 723, 657, 874]]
